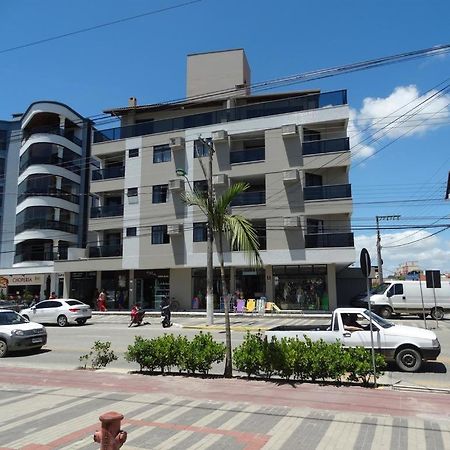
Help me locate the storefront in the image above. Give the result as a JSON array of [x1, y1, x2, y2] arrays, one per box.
[[273, 265, 329, 310], [70, 272, 97, 307], [133, 269, 169, 310], [0, 274, 44, 302]]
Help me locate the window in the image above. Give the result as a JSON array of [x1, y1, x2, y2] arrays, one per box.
[[194, 138, 211, 158], [193, 180, 208, 195], [152, 225, 169, 244], [303, 128, 321, 142], [127, 187, 138, 197], [153, 144, 171, 163], [152, 184, 168, 203], [126, 227, 137, 237], [392, 284, 404, 295], [305, 173, 323, 187], [193, 222, 207, 242], [128, 148, 139, 158]]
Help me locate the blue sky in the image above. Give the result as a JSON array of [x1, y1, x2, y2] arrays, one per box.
[[1, 0, 449, 273]]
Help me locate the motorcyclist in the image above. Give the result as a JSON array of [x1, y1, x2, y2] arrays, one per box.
[[129, 304, 145, 327], [160, 296, 171, 328]]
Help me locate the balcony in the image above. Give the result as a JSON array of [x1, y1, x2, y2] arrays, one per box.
[[15, 219, 78, 235], [303, 137, 350, 156], [14, 251, 55, 264], [90, 204, 124, 218], [230, 147, 265, 164], [20, 156, 81, 175], [92, 166, 125, 181], [88, 244, 123, 258], [94, 90, 348, 143], [23, 126, 82, 146], [304, 184, 351, 201], [231, 190, 265, 207], [18, 189, 80, 205], [305, 232, 354, 248]]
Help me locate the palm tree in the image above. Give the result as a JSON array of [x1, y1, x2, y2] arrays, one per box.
[[182, 182, 262, 377]]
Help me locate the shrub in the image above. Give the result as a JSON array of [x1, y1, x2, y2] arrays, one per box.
[[125, 336, 158, 372], [233, 332, 264, 377], [79, 341, 118, 370], [345, 347, 386, 386], [179, 332, 226, 375]]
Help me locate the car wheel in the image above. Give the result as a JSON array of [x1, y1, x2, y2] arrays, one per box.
[[395, 347, 422, 372], [57, 315, 68, 327], [76, 319, 87, 325], [430, 307, 444, 320], [0, 339, 7, 358], [22, 315, 29, 322], [378, 306, 393, 319]]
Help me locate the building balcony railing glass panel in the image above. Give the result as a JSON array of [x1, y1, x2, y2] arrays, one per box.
[[304, 184, 351, 201], [15, 219, 78, 235], [92, 166, 125, 181], [19, 157, 81, 175], [231, 190, 265, 207], [23, 126, 82, 147], [18, 189, 80, 205], [14, 251, 55, 264], [230, 148, 265, 164], [303, 137, 349, 156], [305, 232, 354, 248], [90, 204, 124, 218], [88, 244, 123, 258], [94, 90, 348, 143]]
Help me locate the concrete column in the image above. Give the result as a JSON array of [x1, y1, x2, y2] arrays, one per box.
[[96, 271, 102, 290], [59, 116, 65, 130], [128, 269, 134, 308], [265, 265, 274, 300], [63, 272, 70, 298], [327, 263, 337, 311]]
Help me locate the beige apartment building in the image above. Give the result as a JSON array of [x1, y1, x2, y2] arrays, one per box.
[[56, 49, 355, 311]]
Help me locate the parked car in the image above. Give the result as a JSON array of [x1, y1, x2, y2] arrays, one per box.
[[0, 300, 28, 312], [19, 299, 92, 327], [266, 307, 441, 372], [0, 309, 47, 357]]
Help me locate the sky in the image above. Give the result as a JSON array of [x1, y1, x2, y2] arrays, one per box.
[[0, 0, 449, 274]]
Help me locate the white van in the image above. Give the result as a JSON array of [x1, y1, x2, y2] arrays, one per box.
[[367, 280, 450, 320]]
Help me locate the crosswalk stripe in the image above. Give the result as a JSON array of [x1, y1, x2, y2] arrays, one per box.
[[262, 415, 302, 449], [315, 412, 360, 450]]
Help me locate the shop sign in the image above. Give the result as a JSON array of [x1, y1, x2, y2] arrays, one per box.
[[7, 275, 43, 286], [0, 277, 8, 288]]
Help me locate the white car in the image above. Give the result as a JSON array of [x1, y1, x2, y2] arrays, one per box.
[[0, 310, 47, 357], [20, 299, 92, 327]]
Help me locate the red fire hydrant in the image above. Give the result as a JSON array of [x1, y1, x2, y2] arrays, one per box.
[[93, 411, 127, 449]]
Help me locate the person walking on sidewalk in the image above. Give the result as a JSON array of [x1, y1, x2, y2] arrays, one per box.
[[97, 289, 107, 312]]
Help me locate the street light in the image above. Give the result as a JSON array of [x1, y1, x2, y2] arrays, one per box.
[[176, 168, 193, 190]]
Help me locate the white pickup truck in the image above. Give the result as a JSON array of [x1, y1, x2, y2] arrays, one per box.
[[265, 308, 441, 372]]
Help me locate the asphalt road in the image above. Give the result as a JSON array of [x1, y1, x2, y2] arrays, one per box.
[[0, 314, 449, 390]]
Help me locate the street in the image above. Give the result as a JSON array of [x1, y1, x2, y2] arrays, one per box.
[[0, 314, 449, 389]]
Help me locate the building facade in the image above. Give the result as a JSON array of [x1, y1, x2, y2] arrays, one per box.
[[55, 49, 355, 311], [0, 102, 92, 301]]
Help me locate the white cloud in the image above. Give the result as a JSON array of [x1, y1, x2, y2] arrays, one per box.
[[348, 108, 376, 161], [353, 231, 450, 275], [357, 85, 450, 139]]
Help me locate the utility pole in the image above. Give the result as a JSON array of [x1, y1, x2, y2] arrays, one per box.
[[376, 215, 400, 284]]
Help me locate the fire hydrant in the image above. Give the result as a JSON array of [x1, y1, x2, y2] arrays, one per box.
[[93, 411, 127, 449]]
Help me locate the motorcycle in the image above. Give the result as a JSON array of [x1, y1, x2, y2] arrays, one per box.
[[161, 297, 172, 328], [129, 305, 145, 327]]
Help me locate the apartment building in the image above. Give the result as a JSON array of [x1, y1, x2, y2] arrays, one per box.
[[53, 49, 354, 310], [0, 102, 92, 300]]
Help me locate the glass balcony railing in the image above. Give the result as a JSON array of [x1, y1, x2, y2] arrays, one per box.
[[15, 219, 78, 235], [90, 204, 124, 218], [231, 190, 265, 207], [305, 232, 354, 248], [92, 166, 125, 181], [230, 147, 265, 164], [94, 90, 347, 143], [14, 251, 55, 264], [303, 137, 350, 156], [23, 126, 82, 146], [19, 156, 81, 175], [17, 189, 80, 205], [88, 244, 123, 258], [304, 184, 351, 201]]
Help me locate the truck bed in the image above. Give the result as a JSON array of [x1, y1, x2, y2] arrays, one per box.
[[268, 324, 330, 332]]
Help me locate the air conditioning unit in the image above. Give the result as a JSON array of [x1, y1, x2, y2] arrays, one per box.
[[167, 224, 183, 235], [284, 216, 300, 228], [212, 130, 228, 142], [213, 174, 228, 186], [168, 179, 184, 191], [281, 124, 298, 138], [283, 169, 299, 183], [169, 136, 185, 150]]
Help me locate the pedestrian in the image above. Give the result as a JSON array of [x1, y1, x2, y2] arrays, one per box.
[[49, 292, 57, 299], [97, 289, 107, 312]]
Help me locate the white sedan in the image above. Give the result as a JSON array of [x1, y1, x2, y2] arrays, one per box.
[[20, 299, 92, 327]]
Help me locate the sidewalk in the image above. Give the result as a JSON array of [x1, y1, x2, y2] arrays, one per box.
[[0, 367, 449, 449]]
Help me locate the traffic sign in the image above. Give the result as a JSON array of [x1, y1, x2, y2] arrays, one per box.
[[360, 248, 371, 278], [425, 270, 441, 289]]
